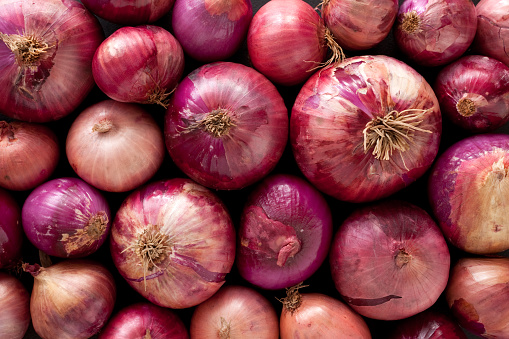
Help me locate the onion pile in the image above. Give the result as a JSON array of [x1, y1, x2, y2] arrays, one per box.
[[0, 273, 30, 339]]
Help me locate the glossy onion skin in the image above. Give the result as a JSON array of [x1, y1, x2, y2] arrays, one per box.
[[330, 200, 450, 320], [0, 273, 30, 339], [474, 0, 509, 67], [0, 188, 22, 269], [390, 310, 467, 339], [434, 55, 509, 133], [291, 55, 441, 203], [236, 174, 333, 290], [190, 285, 279, 338], [165, 62, 288, 190], [110, 178, 236, 309], [429, 134, 509, 254], [81, 0, 175, 25], [0, 0, 104, 122], [446, 257, 509, 338]]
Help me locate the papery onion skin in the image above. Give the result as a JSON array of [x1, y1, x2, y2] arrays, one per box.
[[434, 55, 509, 133], [389, 310, 468, 339], [0, 188, 22, 269], [99, 302, 189, 339], [291, 55, 441, 203], [329, 200, 450, 321], [172, 0, 253, 62], [164, 61, 288, 190], [66, 100, 165, 193], [428, 133, 509, 254], [81, 0, 175, 25], [446, 257, 509, 338], [394, 0, 477, 67], [110, 178, 236, 309], [0, 0, 104, 122], [474, 0, 509, 67], [190, 285, 279, 339], [92, 25, 184, 106], [236, 174, 333, 290], [0, 272, 30, 339]]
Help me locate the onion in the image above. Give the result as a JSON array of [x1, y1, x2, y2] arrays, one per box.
[[99, 302, 189, 338], [474, 0, 509, 67], [291, 55, 441, 203], [329, 200, 451, 320], [164, 61, 288, 190], [0, 272, 30, 339], [390, 310, 468, 338], [236, 174, 333, 290], [66, 100, 165, 192], [0, 120, 59, 191], [0, 188, 22, 269], [171, 0, 252, 62], [81, 0, 175, 25], [322, 0, 398, 51], [394, 0, 477, 67], [0, 0, 104, 122], [92, 25, 184, 107], [434, 55, 509, 133], [24, 259, 116, 339], [190, 285, 279, 338], [446, 257, 509, 338], [428, 133, 509, 254], [110, 178, 236, 309]]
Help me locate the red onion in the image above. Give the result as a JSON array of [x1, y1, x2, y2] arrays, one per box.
[[99, 302, 189, 338], [110, 178, 236, 309], [291, 55, 441, 203], [394, 0, 477, 67], [66, 100, 165, 192], [0, 273, 30, 339], [390, 310, 467, 339], [171, 0, 253, 62], [236, 174, 333, 290], [434, 55, 509, 133], [164, 61, 288, 190], [474, 0, 509, 67], [0, 120, 59, 191], [428, 133, 509, 254], [24, 259, 116, 339], [92, 25, 184, 107], [446, 257, 509, 338], [0, 188, 22, 269], [322, 0, 398, 51], [190, 285, 279, 338], [81, 0, 175, 25], [0, 0, 104, 122], [329, 200, 451, 320]]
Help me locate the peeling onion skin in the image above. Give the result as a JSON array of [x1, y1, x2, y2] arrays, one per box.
[[329, 200, 450, 321], [0, 188, 22, 269], [389, 310, 467, 339], [110, 178, 236, 309], [81, 0, 175, 25], [446, 257, 509, 338], [474, 0, 509, 67], [428, 134, 509, 255], [0, 273, 30, 339]]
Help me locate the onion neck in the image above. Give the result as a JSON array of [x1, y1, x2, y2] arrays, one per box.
[[395, 249, 411, 268], [0, 33, 51, 66], [322, 27, 345, 68], [0, 121, 16, 142], [456, 98, 477, 117], [401, 11, 421, 34], [144, 329, 152, 339], [22, 263, 43, 277], [280, 282, 306, 314], [147, 84, 173, 108], [92, 119, 113, 133], [218, 317, 231, 339], [487, 157, 508, 183], [185, 108, 236, 137]]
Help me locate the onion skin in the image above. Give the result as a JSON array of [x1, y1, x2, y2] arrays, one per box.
[[81, 0, 175, 25], [190, 285, 279, 338], [0, 0, 104, 122], [0, 272, 30, 339], [0, 188, 22, 269], [390, 310, 467, 339], [474, 0, 509, 67], [291, 55, 441, 203], [428, 133, 509, 254], [446, 257, 509, 338], [110, 178, 236, 309], [329, 200, 450, 321]]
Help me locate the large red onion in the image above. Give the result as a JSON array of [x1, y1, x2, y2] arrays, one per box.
[[329, 200, 451, 320], [390, 310, 468, 339], [291, 55, 441, 203], [164, 61, 288, 190], [81, 0, 175, 25], [474, 0, 509, 67], [0, 188, 22, 269], [110, 178, 236, 309], [0, 272, 30, 339], [428, 133, 509, 254], [236, 174, 333, 290], [0, 0, 104, 122]]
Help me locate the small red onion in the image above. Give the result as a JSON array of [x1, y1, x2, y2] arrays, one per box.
[[164, 61, 288, 190], [330, 200, 451, 321], [66, 100, 165, 192], [0, 272, 30, 339], [0, 188, 22, 269], [390, 310, 468, 339], [190, 285, 279, 338], [474, 0, 509, 67], [81, 0, 175, 25]]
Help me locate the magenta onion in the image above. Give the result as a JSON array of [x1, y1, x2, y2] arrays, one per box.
[[330, 200, 450, 320], [236, 174, 332, 290], [0, 120, 59, 191], [428, 133, 509, 254], [0, 273, 30, 339], [291, 55, 441, 203], [394, 0, 477, 67], [81, 0, 175, 25], [390, 310, 467, 339], [171, 0, 252, 62], [66, 100, 165, 192], [0, 0, 103, 122], [434, 55, 509, 133], [92, 25, 184, 107], [446, 257, 509, 338], [110, 178, 236, 309], [474, 0, 509, 67], [164, 61, 288, 190], [24, 259, 116, 339], [99, 302, 189, 339], [190, 285, 279, 338], [0, 188, 22, 269]]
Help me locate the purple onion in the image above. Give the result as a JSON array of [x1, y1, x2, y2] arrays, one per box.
[[81, 0, 175, 25], [390, 310, 467, 339], [0, 272, 30, 339], [0, 188, 22, 269], [474, 0, 509, 67]]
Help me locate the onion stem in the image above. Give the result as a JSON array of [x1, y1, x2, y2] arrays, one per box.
[[0, 33, 51, 66], [184, 109, 236, 137], [401, 11, 421, 34], [279, 282, 308, 314], [144, 329, 152, 339], [218, 317, 231, 339], [456, 97, 477, 117]]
